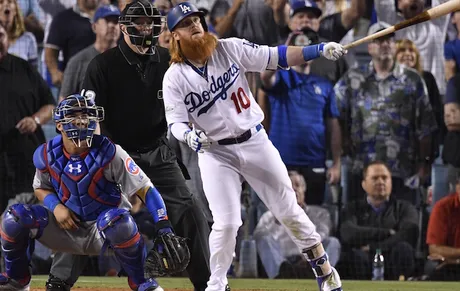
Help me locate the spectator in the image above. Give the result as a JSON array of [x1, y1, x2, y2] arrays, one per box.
[[444, 10, 460, 82], [44, 0, 98, 88], [210, 0, 281, 45], [280, 0, 367, 43], [339, 161, 418, 280], [18, 0, 44, 43], [374, 0, 451, 94], [334, 22, 437, 204], [59, 4, 120, 102], [254, 171, 341, 279], [0, 21, 55, 212], [425, 172, 460, 281], [395, 38, 445, 155], [0, 0, 38, 67], [260, 28, 342, 205], [442, 74, 460, 192]]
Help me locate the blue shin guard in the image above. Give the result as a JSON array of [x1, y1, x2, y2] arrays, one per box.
[[97, 208, 150, 289], [1, 204, 49, 282]]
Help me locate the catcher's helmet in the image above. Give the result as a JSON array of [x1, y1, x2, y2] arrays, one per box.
[[167, 2, 208, 32], [119, 0, 165, 50], [53, 94, 104, 147]]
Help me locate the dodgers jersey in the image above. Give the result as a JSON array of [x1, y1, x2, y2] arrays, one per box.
[[33, 144, 151, 211], [163, 38, 279, 141]]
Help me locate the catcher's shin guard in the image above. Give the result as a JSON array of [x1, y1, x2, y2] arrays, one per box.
[[97, 208, 147, 288], [303, 243, 342, 291], [1, 204, 49, 282]]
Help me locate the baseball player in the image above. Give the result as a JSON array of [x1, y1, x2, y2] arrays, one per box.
[[163, 2, 346, 291], [0, 94, 189, 291]]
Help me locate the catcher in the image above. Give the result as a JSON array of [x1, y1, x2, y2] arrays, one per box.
[[0, 94, 190, 291]]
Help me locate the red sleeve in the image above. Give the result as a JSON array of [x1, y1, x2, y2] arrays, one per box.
[[426, 197, 450, 246]]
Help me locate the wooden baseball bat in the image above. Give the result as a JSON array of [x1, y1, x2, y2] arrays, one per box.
[[343, 0, 460, 50]]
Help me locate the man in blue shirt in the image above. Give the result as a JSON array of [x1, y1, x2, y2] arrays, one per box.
[[445, 11, 460, 81], [260, 28, 342, 205]]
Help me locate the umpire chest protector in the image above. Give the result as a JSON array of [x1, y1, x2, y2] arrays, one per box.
[[33, 135, 121, 221]]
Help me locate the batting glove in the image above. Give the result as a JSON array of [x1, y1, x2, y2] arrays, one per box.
[[321, 42, 347, 61], [184, 129, 211, 153]]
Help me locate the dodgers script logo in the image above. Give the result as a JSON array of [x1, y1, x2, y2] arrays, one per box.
[[184, 64, 240, 116]]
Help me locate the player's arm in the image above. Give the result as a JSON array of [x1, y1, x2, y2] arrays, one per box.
[[231, 38, 346, 75], [135, 185, 173, 233], [32, 146, 80, 229], [162, 72, 210, 152]]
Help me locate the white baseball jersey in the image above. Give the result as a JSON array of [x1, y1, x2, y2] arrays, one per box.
[[33, 144, 152, 210], [163, 38, 279, 141]]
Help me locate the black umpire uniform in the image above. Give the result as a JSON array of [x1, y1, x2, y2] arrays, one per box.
[[46, 1, 211, 291]]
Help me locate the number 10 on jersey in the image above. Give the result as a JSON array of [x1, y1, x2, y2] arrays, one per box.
[[231, 87, 251, 114]]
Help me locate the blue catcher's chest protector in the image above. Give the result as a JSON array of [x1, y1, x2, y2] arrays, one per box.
[[34, 135, 121, 221]]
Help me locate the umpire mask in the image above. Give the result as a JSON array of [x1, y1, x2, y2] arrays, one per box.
[[119, 0, 165, 53]]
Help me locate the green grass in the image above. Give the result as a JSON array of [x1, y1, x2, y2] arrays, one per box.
[[29, 276, 460, 290]]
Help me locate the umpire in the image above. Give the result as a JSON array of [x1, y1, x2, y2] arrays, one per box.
[[46, 1, 211, 290]]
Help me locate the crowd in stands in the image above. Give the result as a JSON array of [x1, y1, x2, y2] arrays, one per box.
[[1, 0, 460, 282]]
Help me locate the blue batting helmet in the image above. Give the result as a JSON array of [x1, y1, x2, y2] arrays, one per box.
[[167, 2, 208, 32], [53, 94, 104, 147]]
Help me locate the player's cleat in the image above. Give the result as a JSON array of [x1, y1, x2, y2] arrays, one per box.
[[137, 278, 164, 291], [225, 284, 231, 291], [316, 267, 342, 291], [0, 273, 30, 291], [45, 274, 71, 291]]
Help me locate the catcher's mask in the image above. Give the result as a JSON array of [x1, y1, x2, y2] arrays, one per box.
[[53, 94, 104, 148], [119, 0, 165, 54]]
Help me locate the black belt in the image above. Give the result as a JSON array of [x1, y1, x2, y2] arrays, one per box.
[[217, 124, 262, 145], [124, 137, 165, 154]]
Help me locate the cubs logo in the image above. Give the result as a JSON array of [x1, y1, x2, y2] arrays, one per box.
[[125, 157, 140, 175]]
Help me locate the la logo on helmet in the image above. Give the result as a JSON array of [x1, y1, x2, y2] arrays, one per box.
[[180, 4, 191, 13]]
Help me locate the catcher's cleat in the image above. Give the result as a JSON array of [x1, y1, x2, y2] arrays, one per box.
[[0, 273, 30, 291], [45, 274, 71, 291], [137, 278, 164, 291], [316, 267, 342, 291]]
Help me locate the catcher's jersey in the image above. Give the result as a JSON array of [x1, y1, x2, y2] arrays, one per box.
[[163, 38, 278, 141], [33, 144, 152, 211]]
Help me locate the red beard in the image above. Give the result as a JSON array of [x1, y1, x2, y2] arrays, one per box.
[[179, 32, 217, 62]]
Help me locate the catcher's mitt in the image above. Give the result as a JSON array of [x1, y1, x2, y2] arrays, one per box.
[[144, 232, 190, 277]]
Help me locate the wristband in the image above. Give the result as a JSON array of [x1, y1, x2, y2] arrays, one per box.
[[277, 45, 288, 68], [302, 43, 324, 62], [43, 194, 61, 212]]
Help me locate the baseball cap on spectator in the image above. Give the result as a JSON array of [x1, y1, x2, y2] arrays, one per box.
[[367, 21, 395, 39], [290, 0, 322, 18], [94, 5, 121, 22]]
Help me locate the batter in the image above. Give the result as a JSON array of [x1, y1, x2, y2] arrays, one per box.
[[163, 2, 346, 291]]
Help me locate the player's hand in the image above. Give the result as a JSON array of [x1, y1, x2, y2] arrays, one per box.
[[321, 42, 347, 61], [185, 129, 211, 153], [53, 204, 80, 230], [16, 117, 38, 134]]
